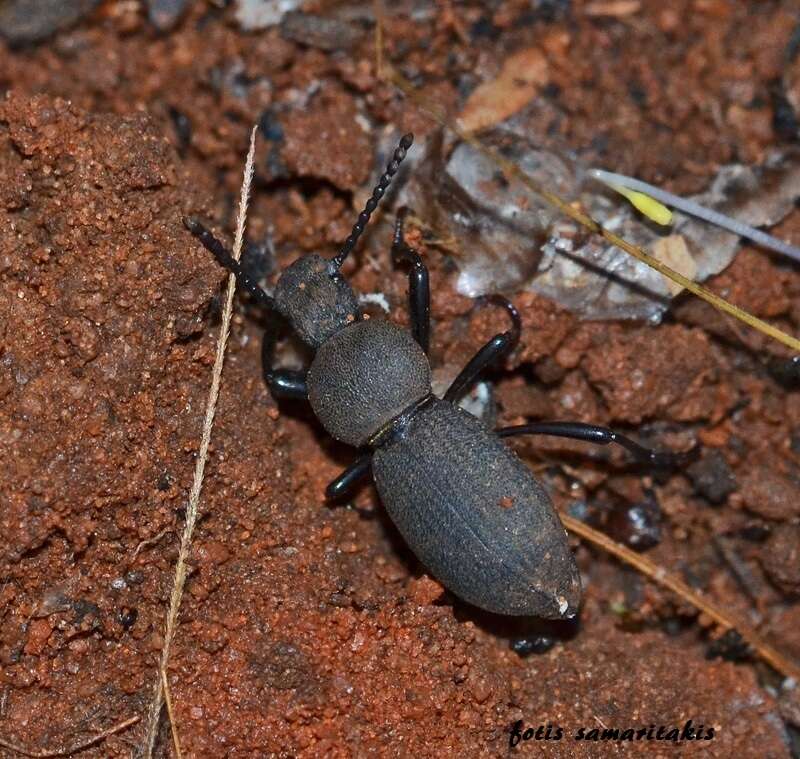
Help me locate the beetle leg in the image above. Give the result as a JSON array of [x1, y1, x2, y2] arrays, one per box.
[[187, 218, 307, 401], [259, 328, 309, 400], [444, 296, 521, 404], [496, 421, 694, 469], [265, 369, 308, 399], [325, 453, 373, 501], [392, 207, 431, 354]]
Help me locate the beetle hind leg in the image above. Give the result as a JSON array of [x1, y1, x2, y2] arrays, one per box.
[[496, 421, 695, 469]]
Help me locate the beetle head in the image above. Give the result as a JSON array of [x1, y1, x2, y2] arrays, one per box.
[[273, 253, 360, 348]]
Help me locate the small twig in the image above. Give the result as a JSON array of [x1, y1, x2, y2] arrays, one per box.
[[560, 512, 800, 682], [374, 0, 383, 81], [140, 125, 258, 758], [712, 534, 766, 620], [160, 668, 182, 759], [0, 715, 140, 758], [131, 527, 172, 560]]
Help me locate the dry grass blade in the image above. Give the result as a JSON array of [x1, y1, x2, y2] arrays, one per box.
[[372, 13, 800, 353], [0, 715, 140, 758], [161, 667, 182, 759], [560, 512, 800, 682], [139, 125, 258, 758]]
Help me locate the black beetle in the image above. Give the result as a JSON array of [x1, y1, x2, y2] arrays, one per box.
[[185, 134, 678, 619]]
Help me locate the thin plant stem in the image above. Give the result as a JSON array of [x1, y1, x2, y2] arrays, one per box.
[[140, 126, 258, 758], [161, 667, 183, 759], [561, 512, 800, 682], [0, 716, 140, 758]]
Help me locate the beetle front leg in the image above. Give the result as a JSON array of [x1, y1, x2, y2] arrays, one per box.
[[325, 453, 372, 501], [392, 207, 431, 355], [496, 421, 694, 469], [445, 296, 521, 404], [261, 326, 308, 400], [265, 369, 308, 400]]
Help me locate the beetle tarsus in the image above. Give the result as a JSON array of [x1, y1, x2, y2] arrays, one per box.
[[265, 369, 308, 400]]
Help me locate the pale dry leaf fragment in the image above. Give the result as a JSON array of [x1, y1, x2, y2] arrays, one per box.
[[651, 234, 697, 295], [380, 28, 800, 363], [457, 48, 550, 134], [585, 0, 641, 17], [235, 0, 301, 30]]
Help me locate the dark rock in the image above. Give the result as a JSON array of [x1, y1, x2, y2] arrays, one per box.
[[0, 0, 100, 45], [687, 450, 737, 505], [510, 635, 555, 657], [279, 11, 362, 51], [147, 0, 192, 32], [705, 629, 751, 662], [606, 498, 661, 551], [167, 106, 192, 154]]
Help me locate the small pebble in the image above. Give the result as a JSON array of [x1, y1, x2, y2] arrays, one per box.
[[606, 499, 661, 550], [766, 355, 800, 388], [705, 629, 751, 662], [258, 107, 285, 142], [117, 607, 138, 631], [510, 635, 555, 657], [235, 0, 301, 31], [125, 569, 145, 585], [279, 11, 362, 51], [741, 467, 800, 521]]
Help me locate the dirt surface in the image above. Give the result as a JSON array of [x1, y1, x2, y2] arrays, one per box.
[[2, 1, 800, 757]]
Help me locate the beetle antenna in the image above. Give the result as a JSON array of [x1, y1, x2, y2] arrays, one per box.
[[331, 133, 414, 270], [184, 217, 276, 310]]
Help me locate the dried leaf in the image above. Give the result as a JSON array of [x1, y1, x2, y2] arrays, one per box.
[[652, 235, 697, 295], [457, 48, 549, 134], [585, 1, 641, 17]]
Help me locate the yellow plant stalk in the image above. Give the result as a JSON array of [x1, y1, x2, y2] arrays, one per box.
[[599, 180, 674, 226]]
